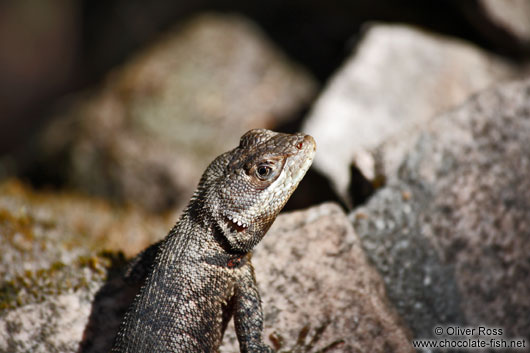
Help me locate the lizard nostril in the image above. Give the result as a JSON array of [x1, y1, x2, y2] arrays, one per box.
[[295, 142, 303, 149]]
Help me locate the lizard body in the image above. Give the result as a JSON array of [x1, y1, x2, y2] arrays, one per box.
[[112, 129, 316, 352]]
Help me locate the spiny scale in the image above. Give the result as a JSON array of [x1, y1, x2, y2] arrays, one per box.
[[112, 129, 316, 352]]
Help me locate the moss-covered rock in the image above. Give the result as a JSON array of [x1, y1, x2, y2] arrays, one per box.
[[0, 180, 169, 352]]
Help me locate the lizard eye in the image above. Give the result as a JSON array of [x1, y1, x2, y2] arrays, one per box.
[[256, 165, 273, 180], [249, 157, 284, 185]]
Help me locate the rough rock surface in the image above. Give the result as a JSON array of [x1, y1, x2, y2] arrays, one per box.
[[0, 186, 414, 352], [221, 203, 413, 353], [28, 13, 316, 212], [0, 181, 118, 353], [351, 185, 464, 339], [0, 181, 170, 353], [351, 77, 530, 341], [302, 23, 516, 204], [0, 180, 171, 258]]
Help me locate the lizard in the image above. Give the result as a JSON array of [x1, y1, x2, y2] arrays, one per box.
[[111, 128, 316, 353]]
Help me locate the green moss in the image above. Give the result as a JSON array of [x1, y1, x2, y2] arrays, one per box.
[[0, 207, 35, 244], [0, 253, 121, 311], [0, 181, 149, 314], [76, 255, 101, 273], [0, 281, 18, 311], [50, 261, 66, 272]]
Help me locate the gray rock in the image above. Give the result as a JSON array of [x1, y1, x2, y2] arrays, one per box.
[[302, 23, 516, 204], [457, 0, 530, 55], [0, 180, 171, 353], [351, 77, 530, 341], [0, 182, 413, 352], [0, 182, 112, 353], [479, 0, 530, 41], [1, 293, 94, 353], [0, 180, 171, 259], [30, 13, 316, 212], [222, 203, 414, 353], [351, 185, 464, 339]]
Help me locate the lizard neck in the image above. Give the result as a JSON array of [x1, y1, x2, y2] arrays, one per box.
[[187, 195, 268, 254], [182, 170, 271, 254], [215, 219, 270, 254]]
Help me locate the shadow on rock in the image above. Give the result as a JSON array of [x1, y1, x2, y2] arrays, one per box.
[[78, 254, 142, 353], [283, 167, 346, 213]]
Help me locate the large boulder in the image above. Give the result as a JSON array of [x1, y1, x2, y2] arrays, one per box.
[[222, 203, 414, 353], [0, 180, 171, 258], [0, 180, 167, 352], [0, 181, 413, 352], [302, 23, 517, 205], [351, 77, 530, 341], [26, 13, 316, 212]]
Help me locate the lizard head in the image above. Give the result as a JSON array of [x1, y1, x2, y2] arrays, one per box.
[[204, 129, 316, 253]]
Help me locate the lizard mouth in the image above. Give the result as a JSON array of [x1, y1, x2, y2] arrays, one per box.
[[225, 215, 248, 233]]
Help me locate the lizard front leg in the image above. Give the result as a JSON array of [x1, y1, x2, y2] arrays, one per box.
[[234, 264, 273, 353]]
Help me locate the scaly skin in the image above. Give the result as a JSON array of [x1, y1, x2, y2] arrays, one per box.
[[112, 129, 316, 352]]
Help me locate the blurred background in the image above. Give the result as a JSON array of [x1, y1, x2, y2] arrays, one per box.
[[1, 1, 529, 209], [2, 0, 530, 152]]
